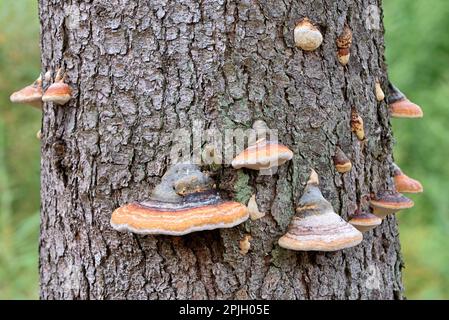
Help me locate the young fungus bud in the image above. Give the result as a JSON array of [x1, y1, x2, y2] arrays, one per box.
[[36, 129, 42, 140], [375, 81, 385, 102], [351, 108, 365, 141], [336, 25, 352, 66], [247, 194, 265, 220], [333, 147, 352, 173], [239, 234, 253, 255], [294, 18, 323, 51]]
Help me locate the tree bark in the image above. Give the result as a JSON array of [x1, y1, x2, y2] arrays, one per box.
[[39, 0, 404, 300]]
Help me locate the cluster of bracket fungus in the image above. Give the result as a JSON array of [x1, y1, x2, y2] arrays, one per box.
[[370, 191, 414, 219], [111, 164, 249, 236], [336, 25, 353, 65], [278, 170, 363, 251], [350, 107, 365, 141], [392, 163, 423, 194], [10, 74, 43, 109], [10, 69, 72, 110], [1, 4, 427, 263], [294, 18, 323, 51], [8, 15, 423, 257], [333, 147, 352, 173], [387, 82, 423, 118]]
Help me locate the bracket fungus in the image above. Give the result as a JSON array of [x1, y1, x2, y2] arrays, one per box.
[[231, 138, 293, 171], [111, 164, 249, 236], [349, 211, 382, 233], [337, 48, 350, 66], [370, 191, 414, 219], [387, 83, 423, 118], [247, 194, 265, 220], [351, 108, 365, 141], [239, 234, 253, 255], [9, 75, 43, 109], [336, 25, 352, 65], [348, 199, 382, 233], [278, 170, 363, 251], [294, 18, 323, 51], [392, 163, 423, 194], [375, 81, 385, 102], [333, 147, 352, 173], [42, 69, 72, 105]]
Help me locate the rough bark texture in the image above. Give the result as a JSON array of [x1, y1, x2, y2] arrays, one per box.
[[39, 0, 404, 300]]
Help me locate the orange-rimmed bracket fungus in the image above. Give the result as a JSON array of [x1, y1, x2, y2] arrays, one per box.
[[9, 74, 43, 109], [348, 198, 382, 233], [375, 81, 385, 102], [351, 107, 365, 141], [294, 18, 323, 51], [278, 170, 363, 251], [333, 146, 352, 173], [239, 234, 253, 255], [392, 163, 423, 194], [349, 211, 382, 233], [247, 194, 265, 220], [370, 191, 414, 219], [42, 68, 72, 106], [231, 138, 293, 172], [336, 25, 352, 65], [111, 163, 249, 235], [387, 82, 423, 118]]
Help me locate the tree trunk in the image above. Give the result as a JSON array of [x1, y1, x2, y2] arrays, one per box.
[[39, 0, 404, 300]]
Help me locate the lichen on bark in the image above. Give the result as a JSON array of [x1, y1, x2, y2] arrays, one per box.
[[233, 170, 253, 204]]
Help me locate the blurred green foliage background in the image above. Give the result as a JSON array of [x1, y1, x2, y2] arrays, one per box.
[[0, 0, 447, 300], [0, 0, 41, 299], [385, 1, 449, 299]]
